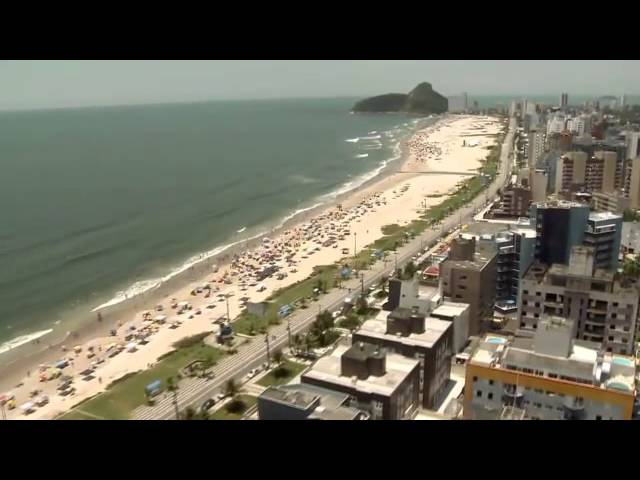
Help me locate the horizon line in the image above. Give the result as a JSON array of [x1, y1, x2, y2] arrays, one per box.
[[0, 92, 636, 114]]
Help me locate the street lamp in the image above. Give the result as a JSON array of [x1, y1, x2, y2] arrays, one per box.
[[265, 334, 271, 367], [354, 232, 357, 260]]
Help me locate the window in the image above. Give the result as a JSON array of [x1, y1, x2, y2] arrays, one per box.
[[523, 290, 529, 295], [488, 393, 493, 400], [476, 390, 482, 398], [489, 380, 494, 385], [609, 336, 614, 341], [473, 376, 478, 382]]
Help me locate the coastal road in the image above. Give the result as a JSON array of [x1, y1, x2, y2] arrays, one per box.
[[133, 117, 516, 420]]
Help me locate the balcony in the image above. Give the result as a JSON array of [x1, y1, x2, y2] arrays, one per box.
[[563, 398, 585, 420], [502, 385, 525, 408], [543, 300, 563, 309]]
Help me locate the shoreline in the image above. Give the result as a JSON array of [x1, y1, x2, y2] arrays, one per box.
[[0, 115, 437, 390], [1, 114, 503, 419]]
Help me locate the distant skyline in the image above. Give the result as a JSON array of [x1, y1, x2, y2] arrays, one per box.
[[0, 60, 639, 111]]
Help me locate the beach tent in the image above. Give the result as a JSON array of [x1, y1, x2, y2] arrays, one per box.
[[153, 315, 167, 324], [178, 301, 189, 308], [0, 392, 14, 405], [55, 360, 68, 369], [126, 342, 138, 352]]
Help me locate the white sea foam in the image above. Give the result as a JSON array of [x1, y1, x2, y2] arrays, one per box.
[[345, 138, 359, 143], [277, 202, 325, 227], [355, 153, 369, 158], [0, 329, 53, 356], [323, 140, 403, 199], [368, 130, 377, 134], [359, 135, 382, 141], [290, 174, 318, 185], [237, 227, 247, 233]]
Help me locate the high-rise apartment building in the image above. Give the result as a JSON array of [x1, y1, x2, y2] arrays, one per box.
[[353, 309, 453, 409], [518, 246, 637, 355], [560, 93, 568, 109], [460, 222, 536, 303], [464, 318, 636, 420], [583, 212, 623, 271], [555, 151, 616, 194], [626, 156, 640, 209], [531, 200, 590, 265], [440, 237, 497, 336], [530, 168, 548, 202]]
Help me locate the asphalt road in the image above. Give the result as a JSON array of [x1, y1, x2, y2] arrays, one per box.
[[134, 117, 516, 420]]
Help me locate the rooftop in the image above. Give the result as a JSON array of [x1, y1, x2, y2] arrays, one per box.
[[470, 334, 636, 394], [261, 384, 366, 420], [360, 311, 451, 350], [589, 211, 622, 222], [445, 244, 496, 271], [431, 302, 469, 319], [461, 222, 510, 239], [533, 199, 588, 210], [302, 344, 420, 397]]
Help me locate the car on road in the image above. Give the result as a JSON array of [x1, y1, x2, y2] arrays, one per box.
[[201, 398, 217, 411], [246, 368, 259, 380], [215, 392, 228, 402]]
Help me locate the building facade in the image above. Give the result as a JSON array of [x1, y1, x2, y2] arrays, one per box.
[[518, 247, 639, 355], [440, 237, 497, 335], [464, 318, 636, 420], [583, 212, 623, 271], [531, 200, 590, 266]]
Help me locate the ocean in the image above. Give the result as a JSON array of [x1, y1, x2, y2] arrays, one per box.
[[0, 97, 437, 354]]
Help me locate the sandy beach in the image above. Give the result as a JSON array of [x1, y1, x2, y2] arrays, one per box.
[[0, 114, 502, 419]]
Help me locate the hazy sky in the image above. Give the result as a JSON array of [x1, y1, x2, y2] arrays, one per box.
[[0, 60, 638, 111]]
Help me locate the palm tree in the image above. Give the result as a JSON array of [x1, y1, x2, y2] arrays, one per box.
[[181, 406, 209, 420], [380, 275, 389, 293], [356, 295, 368, 315], [224, 378, 239, 398], [181, 406, 197, 420], [273, 349, 284, 365], [166, 376, 176, 392]]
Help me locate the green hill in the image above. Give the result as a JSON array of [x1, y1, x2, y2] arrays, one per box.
[[352, 82, 448, 114]]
